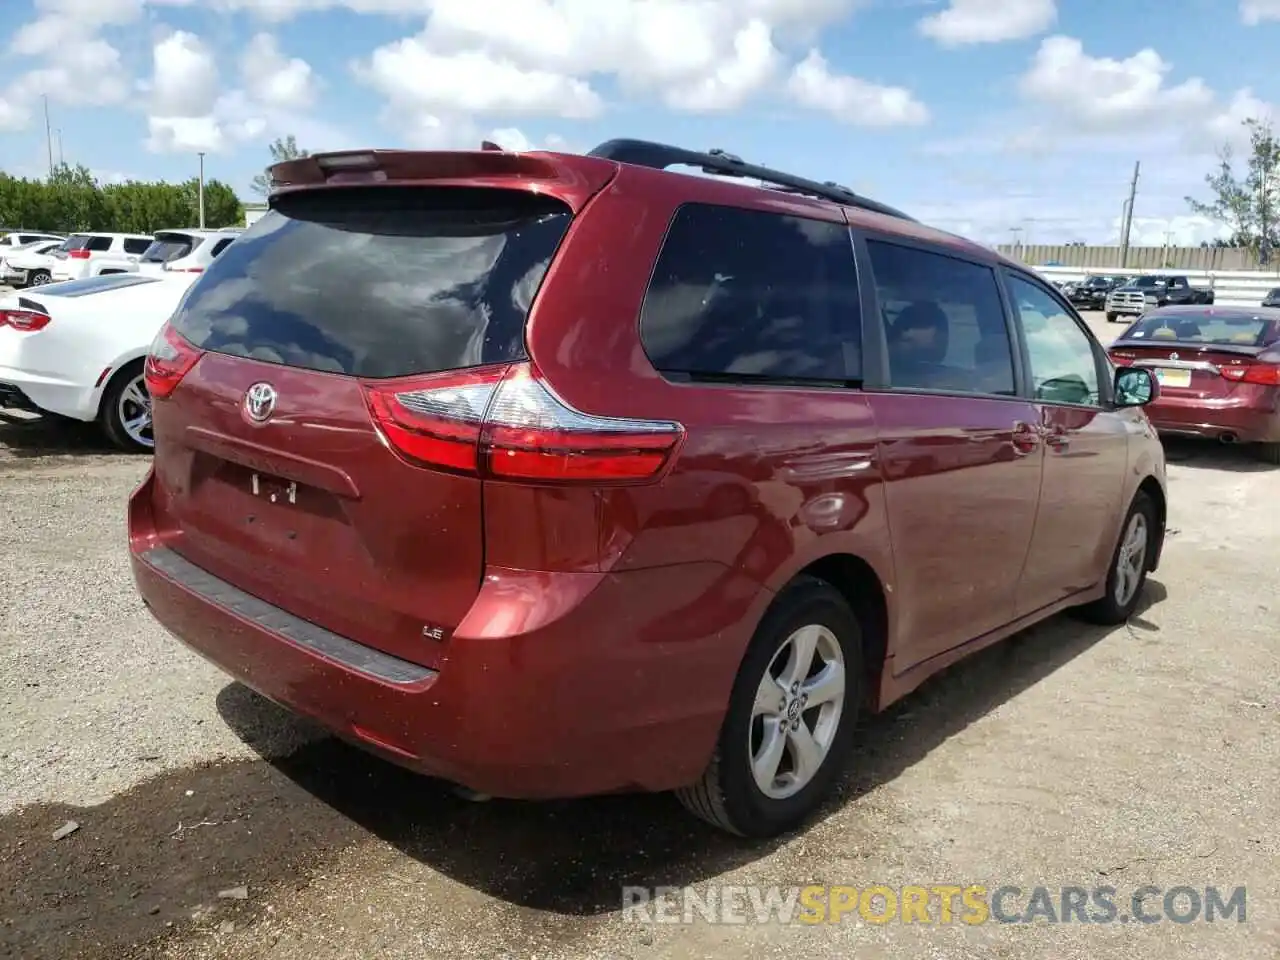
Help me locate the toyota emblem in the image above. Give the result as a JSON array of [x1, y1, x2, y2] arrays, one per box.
[[243, 382, 277, 422]]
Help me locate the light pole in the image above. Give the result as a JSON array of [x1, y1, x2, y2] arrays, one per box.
[[197, 152, 206, 229]]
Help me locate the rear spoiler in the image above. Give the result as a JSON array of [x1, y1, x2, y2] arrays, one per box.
[[266, 148, 618, 213], [1110, 340, 1268, 357]]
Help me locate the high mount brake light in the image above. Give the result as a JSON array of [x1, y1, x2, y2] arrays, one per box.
[[144, 323, 203, 399], [1220, 362, 1280, 386], [0, 308, 51, 331], [364, 363, 684, 484]]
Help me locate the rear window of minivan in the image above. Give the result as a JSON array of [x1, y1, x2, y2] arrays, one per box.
[[142, 232, 201, 263], [169, 187, 572, 379]]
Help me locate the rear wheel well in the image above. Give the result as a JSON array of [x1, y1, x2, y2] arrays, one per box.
[[797, 554, 888, 710], [96, 358, 145, 421]]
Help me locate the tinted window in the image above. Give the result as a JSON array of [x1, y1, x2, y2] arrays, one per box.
[[85, 236, 112, 251], [639, 204, 861, 382], [866, 240, 1016, 396], [123, 237, 151, 254], [1123, 312, 1280, 347], [64, 236, 90, 251], [170, 187, 572, 378], [209, 238, 234, 258], [1008, 275, 1101, 407], [142, 232, 198, 263]]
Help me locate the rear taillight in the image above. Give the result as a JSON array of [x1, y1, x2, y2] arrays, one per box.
[[68, 249, 91, 259], [144, 323, 203, 399], [1109, 352, 1134, 366], [1220, 363, 1280, 386], [364, 363, 684, 484], [0, 308, 51, 331]]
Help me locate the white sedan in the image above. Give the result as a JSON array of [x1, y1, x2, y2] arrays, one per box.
[[0, 273, 198, 452]]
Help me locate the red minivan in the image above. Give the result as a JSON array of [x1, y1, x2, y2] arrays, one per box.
[[129, 140, 1168, 837]]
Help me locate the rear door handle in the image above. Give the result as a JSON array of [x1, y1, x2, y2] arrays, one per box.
[[1043, 427, 1070, 451], [1011, 421, 1040, 454]]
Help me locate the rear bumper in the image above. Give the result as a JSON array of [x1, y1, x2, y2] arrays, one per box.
[[128, 474, 761, 799], [1147, 393, 1280, 443], [51, 264, 87, 282], [0, 365, 99, 420]]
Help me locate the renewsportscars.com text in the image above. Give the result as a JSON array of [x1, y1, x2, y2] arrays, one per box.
[[622, 884, 1247, 925]]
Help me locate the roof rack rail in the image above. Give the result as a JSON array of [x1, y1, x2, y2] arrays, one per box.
[[586, 138, 915, 222]]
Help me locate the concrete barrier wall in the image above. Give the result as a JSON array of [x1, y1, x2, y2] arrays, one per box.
[[1032, 265, 1280, 309], [995, 244, 1280, 272]]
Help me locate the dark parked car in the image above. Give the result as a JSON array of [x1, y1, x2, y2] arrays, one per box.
[[128, 139, 1169, 838], [1068, 275, 1126, 309], [1109, 305, 1280, 463], [1262, 287, 1280, 308], [1105, 274, 1214, 321]]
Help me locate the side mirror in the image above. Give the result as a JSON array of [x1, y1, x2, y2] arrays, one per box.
[[1114, 367, 1160, 407]]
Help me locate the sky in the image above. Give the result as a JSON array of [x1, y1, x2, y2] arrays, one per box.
[[1, 0, 1278, 246]]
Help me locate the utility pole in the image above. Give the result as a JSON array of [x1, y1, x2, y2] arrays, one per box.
[[197, 152, 206, 229], [1118, 160, 1140, 269], [42, 95, 53, 178]]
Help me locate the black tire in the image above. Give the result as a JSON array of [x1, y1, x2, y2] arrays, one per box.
[[675, 576, 863, 838], [1106, 312, 1118, 323], [99, 361, 153, 453], [1257, 442, 1280, 465], [1075, 492, 1157, 625], [27, 269, 51, 286]]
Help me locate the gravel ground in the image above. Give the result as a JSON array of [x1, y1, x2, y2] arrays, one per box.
[[1, 313, 1277, 959]]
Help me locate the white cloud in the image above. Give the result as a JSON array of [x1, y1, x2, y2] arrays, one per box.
[[485, 128, 574, 152], [1020, 36, 1214, 130], [1240, 0, 1280, 24], [144, 27, 334, 155], [150, 31, 221, 118], [357, 0, 840, 119], [787, 49, 929, 126], [0, 0, 139, 128], [354, 43, 603, 119], [919, 0, 1055, 46], [665, 20, 782, 112], [241, 33, 318, 110]]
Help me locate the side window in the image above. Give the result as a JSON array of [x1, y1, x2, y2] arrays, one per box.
[[87, 236, 112, 251], [123, 237, 151, 255], [865, 240, 1016, 396], [210, 238, 234, 258], [1008, 274, 1102, 407], [639, 204, 861, 383]]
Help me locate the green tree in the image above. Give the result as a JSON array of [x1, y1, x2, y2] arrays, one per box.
[[0, 164, 246, 233], [249, 135, 309, 197], [1187, 117, 1280, 262]]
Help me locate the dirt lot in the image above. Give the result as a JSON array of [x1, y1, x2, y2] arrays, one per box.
[[1, 313, 1277, 960]]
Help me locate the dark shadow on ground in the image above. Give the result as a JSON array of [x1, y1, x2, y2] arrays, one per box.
[[1160, 436, 1276, 473], [0, 582, 1166, 960], [0, 411, 128, 459]]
